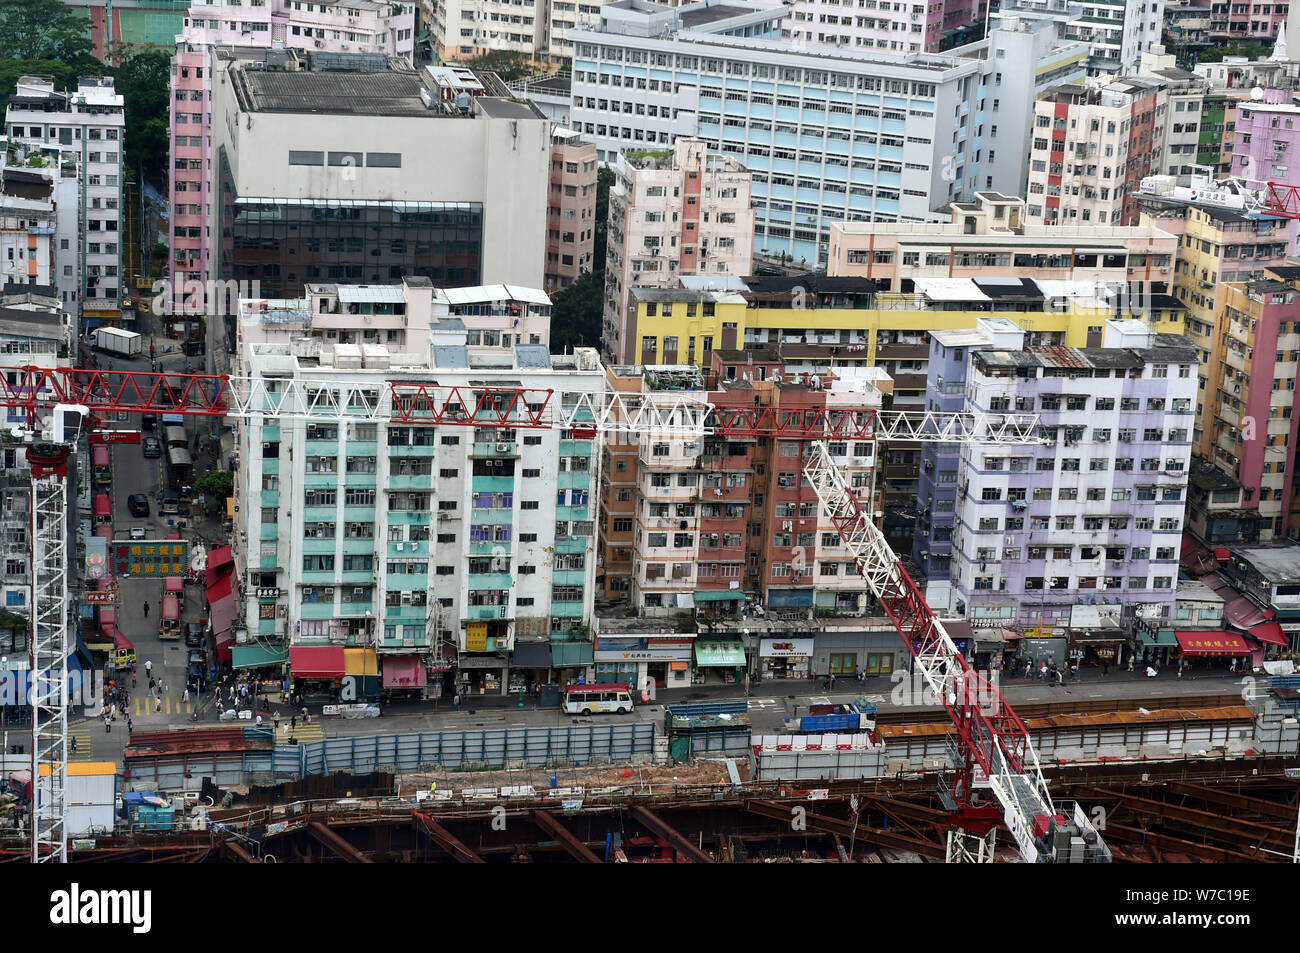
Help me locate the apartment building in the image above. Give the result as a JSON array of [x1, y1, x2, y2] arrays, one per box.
[[169, 4, 416, 321], [603, 138, 754, 362], [205, 52, 548, 345], [827, 189, 1179, 292], [233, 299, 601, 698], [1231, 91, 1300, 191], [429, 0, 547, 61], [1134, 178, 1292, 448], [597, 360, 882, 615], [1191, 266, 1300, 544], [787, 0, 981, 55], [1207, 0, 1287, 42], [546, 128, 598, 294], [5, 77, 125, 325], [998, 0, 1164, 76], [571, 0, 1087, 267], [1138, 49, 1211, 178], [1025, 77, 1165, 227], [0, 161, 58, 290], [949, 320, 1198, 662]]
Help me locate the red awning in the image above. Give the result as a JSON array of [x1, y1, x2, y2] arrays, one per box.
[[1197, 573, 1232, 595], [382, 655, 427, 688], [100, 621, 116, 641], [206, 571, 233, 603], [216, 639, 232, 663], [114, 629, 134, 652], [1247, 621, 1289, 647], [1175, 631, 1251, 656], [210, 593, 237, 638], [92, 494, 110, 516], [1214, 547, 1231, 561], [207, 545, 234, 574], [290, 646, 345, 678], [1224, 596, 1268, 629]]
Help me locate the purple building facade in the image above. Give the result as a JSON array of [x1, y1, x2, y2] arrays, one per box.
[[949, 320, 1198, 667]]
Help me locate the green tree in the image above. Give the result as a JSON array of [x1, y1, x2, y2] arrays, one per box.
[[194, 470, 233, 501], [549, 271, 602, 352], [593, 165, 614, 272], [0, 0, 92, 63], [112, 48, 172, 185], [1195, 41, 1268, 63]]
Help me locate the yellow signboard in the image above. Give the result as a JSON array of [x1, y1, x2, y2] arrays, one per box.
[[465, 623, 488, 652]]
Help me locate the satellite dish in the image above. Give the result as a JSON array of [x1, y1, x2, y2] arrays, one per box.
[[1252, 86, 1265, 100]]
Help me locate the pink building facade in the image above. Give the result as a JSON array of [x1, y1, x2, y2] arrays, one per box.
[[788, 0, 979, 54], [167, 1, 416, 323], [545, 128, 598, 294], [1208, 1, 1287, 41]]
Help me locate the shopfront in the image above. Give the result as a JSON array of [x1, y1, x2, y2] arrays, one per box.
[[971, 630, 1007, 672], [231, 644, 287, 676], [289, 645, 345, 701], [1019, 636, 1068, 668], [594, 636, 694, 691], [1069, 632, 1125, 668], [383, 655, 429, 699], [809, 628, 898, 680], [692, 641, 745, 685], [342, 648, 380, 701], [1175, 630, 1251, 671], [1135, 630, 1178, 667], [551, 640, 594, 687], [458, 654, 508, 696], [758, 638, 813, 680], [510, 642, 553, 695]]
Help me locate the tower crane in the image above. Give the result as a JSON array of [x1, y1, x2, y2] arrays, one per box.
[[0, 364, 1104, 863]]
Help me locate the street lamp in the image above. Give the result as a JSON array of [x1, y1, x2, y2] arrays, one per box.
[[1, 655, 8, 760]]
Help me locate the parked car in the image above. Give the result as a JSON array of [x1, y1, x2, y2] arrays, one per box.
[[142, 437, 162, 458], [141, 414, 158, 431], [127, 494, 150, 517], [129, 526, 146, 540], [183, 623, 205, 648], [187, 648, 206, 668]]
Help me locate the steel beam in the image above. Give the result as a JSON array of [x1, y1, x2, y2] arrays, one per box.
[[1166, 781, 1297, 822], [221, 838, 258, 863], [307, 821, 373, 863], [1103, 823, 1284, 863], [1078, 786, 1293, 853], [627, 805, 714, 863], [530, 810, 601, 863], [412, 811, 485, 864], [745, 800, 945, 859]]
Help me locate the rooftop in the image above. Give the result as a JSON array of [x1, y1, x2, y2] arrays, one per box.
[[232, 67, 431, 116], [678, 3, 754, 28], [1230, 546, 1300, 583]]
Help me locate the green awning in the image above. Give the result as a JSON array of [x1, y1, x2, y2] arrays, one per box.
[[694, 641, 745, 667], [694, 590, 745, 603], [232, 645, 288, 670], [1138, 630, 1179, 648], [551, 641, 594, 667]]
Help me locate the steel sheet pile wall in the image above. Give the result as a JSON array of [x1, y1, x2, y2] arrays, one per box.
[[1250, 697, 1300, 755], [752, 734, 887, 781], [126, 724, 657, 789]]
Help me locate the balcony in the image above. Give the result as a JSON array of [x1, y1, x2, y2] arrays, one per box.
[[465, 605, 510, 620], [471, 474, 515, 493], [558, 470, 591, 490], [467, 571, 513, 589], [388, 443, 438, 456], [469, 540, 512, 556], [388, 473, 434, 490], [472, 441, 518, 457], [387, 540, 428, 557], [384, 605, 428, 623], [551, 601, 585, 618], [471, 507, 514, 525]]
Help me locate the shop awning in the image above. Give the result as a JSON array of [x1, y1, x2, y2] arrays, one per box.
[[290, 645, 345, 678], [206, 571, 232, 603], [208, 545, 234, 575], [1001, 628, 1022, 641], [1247, 621, 1289, 647], [1175, 631, 1251, 656], [1197, 573, 1233, 595], [232, 645, 287, 670], [92, 494, 110, 517], [694, 641, 745, 667], [114, 629, 134, 652], [1224, 596, 1268, 629], [1138, 630, 1179, 647], [551, 641, 594, 667], [210, 592, 238, 638], [512, 642, 553, 668], [344, 648, 378, 676], [216, 639, 232, 663], [693, 589, 744, 602], [383, 655, 427, 688], [99, 607, 116, 628]]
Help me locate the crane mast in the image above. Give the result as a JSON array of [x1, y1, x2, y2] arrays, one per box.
[[0, 364, 1097, 862]]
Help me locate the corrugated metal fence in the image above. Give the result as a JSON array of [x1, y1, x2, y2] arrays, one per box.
[[128, 723, 658, 790]]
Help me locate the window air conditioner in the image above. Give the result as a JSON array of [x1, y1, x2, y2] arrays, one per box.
[[395, 542, 405, 551], [496, 443, 511, 452], [324, 587, 335, 596]]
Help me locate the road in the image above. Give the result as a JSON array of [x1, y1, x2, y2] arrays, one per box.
[[74, 663, 1254, 767]]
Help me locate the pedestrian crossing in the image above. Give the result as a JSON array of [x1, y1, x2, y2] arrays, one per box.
[[67, 727, 94, 761], [274, 721, 323, 744], [132, 695, 194, 717]]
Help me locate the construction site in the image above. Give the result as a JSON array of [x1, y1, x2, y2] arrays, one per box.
[[1, 684, 1296, 864]]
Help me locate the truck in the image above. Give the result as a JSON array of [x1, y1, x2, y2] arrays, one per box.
[[94, 327, 143, 357], [788, 701, 877, 734]]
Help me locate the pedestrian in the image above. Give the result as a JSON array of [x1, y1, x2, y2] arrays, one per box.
[[144, 659, 152, 675], [1127, 654, 1134, 673], [154, 696, 161, 713], [70, 736, 77, 753], [131, 668, 137, 687], [1069, 661, 1078, 682], [148, 676, 155, 692], [453, 691, 461, 712], [142, 601, 150, 618], [104, 717, 111, 734], [182, 687, 189, 703], [1039, 661, 1048, 680], [1178, 659, 1185, 679], [290, 715, 297, 732], [126, 716, 132, 734], [255, 713, 263, 727], [829, 672, 836, 691], [273, 714, 279, 731]]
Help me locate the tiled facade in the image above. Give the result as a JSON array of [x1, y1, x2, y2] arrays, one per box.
[[546, 128, 598, 294], [787, 0, 981, 55]]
